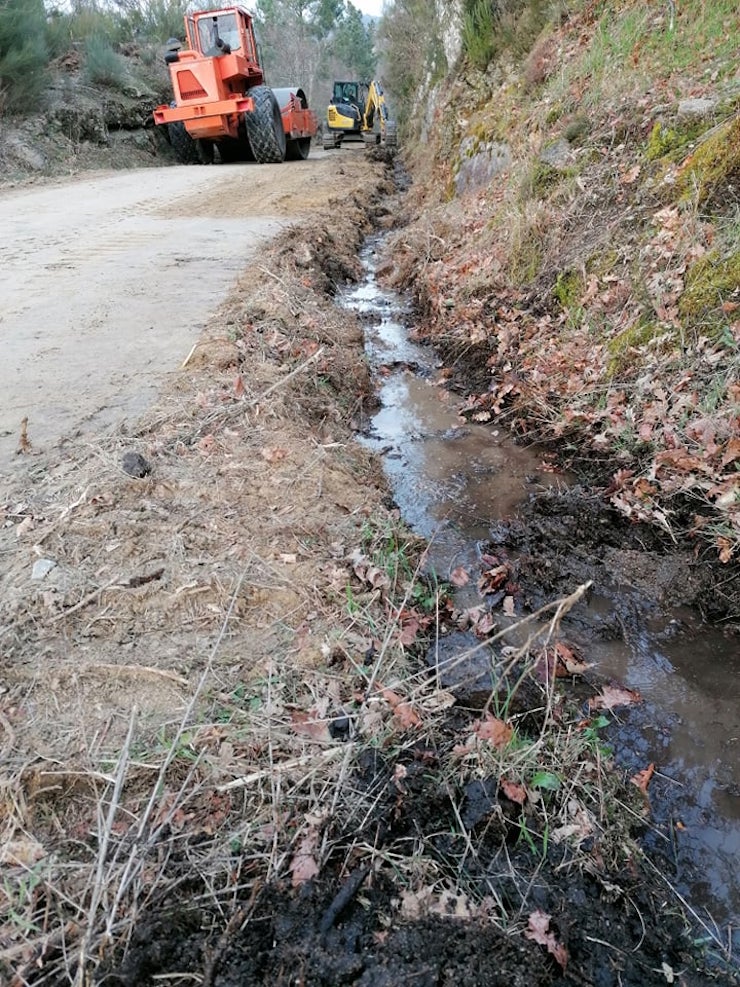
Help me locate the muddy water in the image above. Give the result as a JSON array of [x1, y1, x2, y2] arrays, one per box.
[[341, 239, 739, 943]]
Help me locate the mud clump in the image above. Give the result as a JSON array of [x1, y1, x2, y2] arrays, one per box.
[[494, 485, 740, 624]]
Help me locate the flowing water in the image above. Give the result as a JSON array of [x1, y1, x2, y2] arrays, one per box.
[[341, 237, 740, 947]]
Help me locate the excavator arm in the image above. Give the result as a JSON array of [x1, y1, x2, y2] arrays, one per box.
[[360, 80, 397, 148]]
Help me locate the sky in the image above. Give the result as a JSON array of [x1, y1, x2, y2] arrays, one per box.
[[356, 0, 385, 16]]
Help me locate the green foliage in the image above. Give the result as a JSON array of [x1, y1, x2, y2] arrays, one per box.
[[0, 0, 49, 114], [45, 2, 127, 56], [680, 249, 740, 324], [378, 0, 446, 132], [332, 3, 376, 80], [462, 0, 550, 71], [83, 34, 129, 86], [122, 0, 193, 43], [675, 117, 740, 209], [462, 0, 496, 71], [553, 269, 583, 309]]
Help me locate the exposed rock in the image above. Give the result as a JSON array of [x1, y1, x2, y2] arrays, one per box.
[[122, 451, 152, 478], [677, 97, 717, 119], [538, 137, 575, 169], [31, 559, 57, 580], [455, 138, 512, 195]]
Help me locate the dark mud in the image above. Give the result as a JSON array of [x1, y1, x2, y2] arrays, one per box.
[[103, 738, 719, 987]]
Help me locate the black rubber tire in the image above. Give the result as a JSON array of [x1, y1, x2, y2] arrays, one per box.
[[168, 121, 199, 164], [286, 137, 311, 160], [243, 85, 286, 164], [196, 139, 215, 164]]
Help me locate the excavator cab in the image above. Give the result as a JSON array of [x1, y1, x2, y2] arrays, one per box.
[[324, 78, 397, 150]]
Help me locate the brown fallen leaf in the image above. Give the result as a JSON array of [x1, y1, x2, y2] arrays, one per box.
[[233, 374, 246, 399], [535, 641, 592, 681], [290, 822, 322, 887], [631, 762, 655, 795], [450, 565, 470, 587], [348, 549, 391, 591], [589, 684, 641, 711], [398, 617, 421, 647], [261, 446, 289, 463], [500, 778, 527, 804], [379, 687, 422, 729], [290, 709, 332, 743], [473, 713, 513, 748], [477, 564, 509, 596], [524, 910, 568, 969]]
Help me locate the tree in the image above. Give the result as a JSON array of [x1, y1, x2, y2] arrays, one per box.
[[333, 2, 376, 80], [0, 0, 49, 113]]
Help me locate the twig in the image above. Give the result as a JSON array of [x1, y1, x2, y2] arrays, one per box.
[[75, 707, 138, 986], [319, 865, 371, 940], [201, 880, 262, 987], [81, 664, 189, 687], [50, 577, 120, 622], [50, 569, 165, 622], [247, 346, 325, 408], [217, 745, 346, 792]]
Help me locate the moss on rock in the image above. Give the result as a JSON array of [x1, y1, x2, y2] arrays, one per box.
[[679, 248, 740, 322], [676, 115, 740, 208]]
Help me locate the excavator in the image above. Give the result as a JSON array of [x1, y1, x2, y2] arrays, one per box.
[[153, 5, 317, 164], [323, 80, 397, 150]]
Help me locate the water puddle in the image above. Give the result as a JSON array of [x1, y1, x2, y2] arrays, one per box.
[[341, 236, 739, 942]]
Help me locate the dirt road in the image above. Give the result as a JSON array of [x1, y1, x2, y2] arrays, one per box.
[[0, 159, 329, 474]]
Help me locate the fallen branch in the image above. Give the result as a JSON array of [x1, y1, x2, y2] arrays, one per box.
[[217, 745, 345, 792]]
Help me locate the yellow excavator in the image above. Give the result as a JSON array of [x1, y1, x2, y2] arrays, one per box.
[[323, 80, 397, 150]]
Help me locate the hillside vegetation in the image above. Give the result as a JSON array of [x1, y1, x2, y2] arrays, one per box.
[[382, 0, 740, 586]]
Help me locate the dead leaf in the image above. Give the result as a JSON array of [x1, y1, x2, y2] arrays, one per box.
[[502, 595, 515, 616], [473, 713, 513, 748], [450, 566, 470, 587], [524, 910, 568, 969], [477, 564, 509, 595], [198, 434, 216, 454], [535, 641, 592, 681], [620, 163, 641, 185], [289, 821, 322, 887], [717, 537, 734, 564], [289, 709, 332, 743], [398, 617, 420, 647], [379, 687, 422, 729], [500, 778, 527, 804], [589, 684, 641, 711], [348, 549, 391, 591], [0, 837, 45, 866], [630, 762, 655, 795], [261, 446, 289, 463], [233, 375, 246, 399]]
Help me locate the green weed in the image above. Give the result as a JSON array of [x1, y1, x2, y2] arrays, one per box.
[[83, 35, 129, 87]]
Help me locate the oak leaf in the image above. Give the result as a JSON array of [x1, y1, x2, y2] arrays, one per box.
[[525, 910, 568, 969], [473, 713, 513, 748], [630, 762, 655, 795], [589, 684, 641, 711]]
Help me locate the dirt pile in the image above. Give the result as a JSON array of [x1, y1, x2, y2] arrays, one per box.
[[0, 43, 172, 184]]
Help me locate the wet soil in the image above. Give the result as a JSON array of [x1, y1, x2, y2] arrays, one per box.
[[3, 154, 738, 987]]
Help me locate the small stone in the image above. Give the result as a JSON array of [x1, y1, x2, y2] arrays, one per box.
[[122, 451, 152, 478], [677, 98, 717, 119], [539, 138, 575, 169], [32, 559, 57, 580]]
